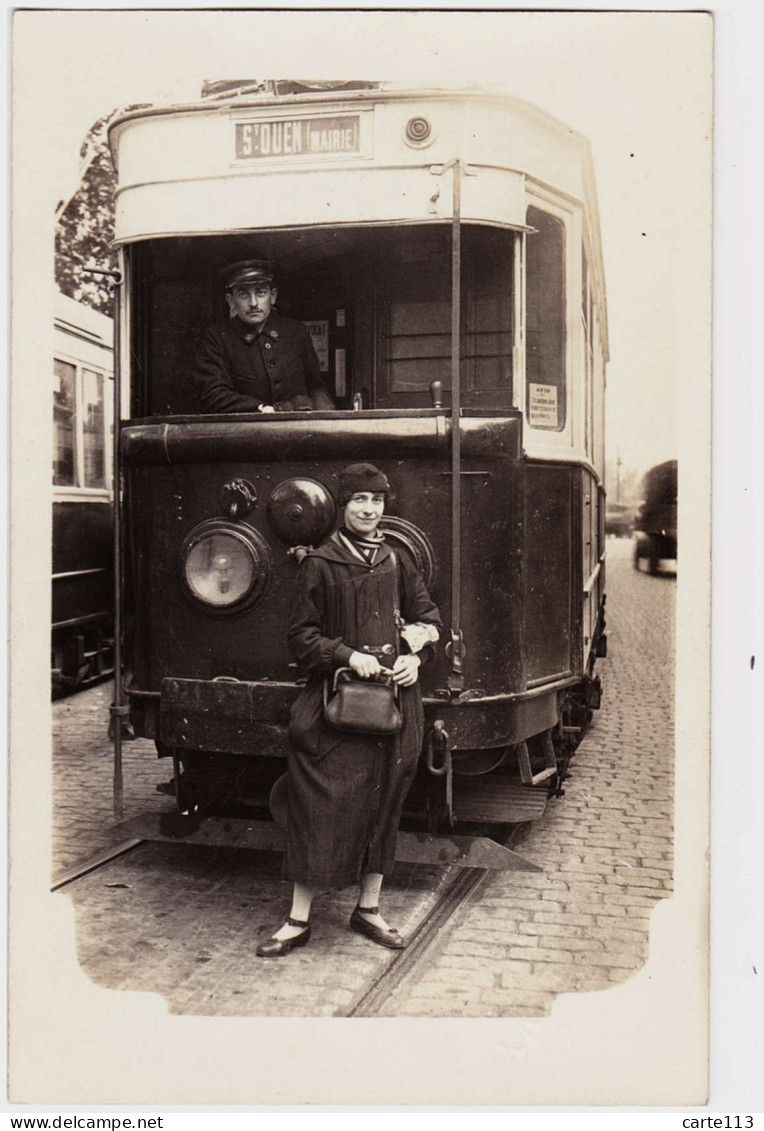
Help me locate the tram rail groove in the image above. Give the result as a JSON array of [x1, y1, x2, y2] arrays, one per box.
[[51, 837, 146, 892], [347, 824, 529, 1017]]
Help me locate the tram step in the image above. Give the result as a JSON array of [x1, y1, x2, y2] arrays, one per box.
[[454, 775, 548, 824], [517, 734, 558, 787]]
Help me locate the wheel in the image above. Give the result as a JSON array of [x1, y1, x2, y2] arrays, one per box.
[[648, 537, 660, 575]]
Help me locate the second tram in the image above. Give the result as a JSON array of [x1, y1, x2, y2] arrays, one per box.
[[52, 292, 115, 695]]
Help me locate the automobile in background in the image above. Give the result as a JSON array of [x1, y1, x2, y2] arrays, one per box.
[[633, 459, 677, 574], [604, 501, 635, 538]]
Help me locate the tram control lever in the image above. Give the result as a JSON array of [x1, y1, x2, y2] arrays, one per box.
[[430, 380, 443, 409]]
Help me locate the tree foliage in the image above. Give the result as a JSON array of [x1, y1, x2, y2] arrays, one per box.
[[54, 108, 145, 317]]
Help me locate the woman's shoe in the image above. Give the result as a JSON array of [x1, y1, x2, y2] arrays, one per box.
[[256, 917, 311, 957], [350, 906, 406, 950]]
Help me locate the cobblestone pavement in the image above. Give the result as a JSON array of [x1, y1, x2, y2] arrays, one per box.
[[51, 535, 674, 1016], [52, 662, 456, 1016], [52, 683, 168, 876], [59, 842, 449, 1017], [383, 536, 675, 1016]]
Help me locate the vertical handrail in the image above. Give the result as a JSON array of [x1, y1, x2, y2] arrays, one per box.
[[429, 157, 466, 694], [448, 160, 465, 692], [111, 273, 124, 818], [83, 265, 125, 817]]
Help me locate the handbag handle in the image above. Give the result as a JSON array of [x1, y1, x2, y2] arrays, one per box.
[[331, 666, 354, 693], [328, 666, 397, 694]]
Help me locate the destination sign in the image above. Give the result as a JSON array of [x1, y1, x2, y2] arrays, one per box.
[[235, 115, 361, 160]]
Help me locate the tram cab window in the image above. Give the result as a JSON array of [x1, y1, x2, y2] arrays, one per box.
[[525, 206, 567, 432], [129, 224, 515, 416], [376, 225, 514, 409]]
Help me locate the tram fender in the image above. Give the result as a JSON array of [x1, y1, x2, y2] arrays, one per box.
[[395, 831, 543, 871], [115, 813, 542, 871]]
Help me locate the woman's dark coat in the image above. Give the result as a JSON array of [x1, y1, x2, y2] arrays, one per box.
[[285, 532, 441, 889]]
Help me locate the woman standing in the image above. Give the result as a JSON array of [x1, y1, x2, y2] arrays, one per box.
[[257, 463, 441, 957]]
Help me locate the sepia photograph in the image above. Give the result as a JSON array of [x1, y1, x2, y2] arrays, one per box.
[[7, 5, 727, 1110]]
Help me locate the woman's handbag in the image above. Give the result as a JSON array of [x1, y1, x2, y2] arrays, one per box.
[[323, 668, 402, 736]]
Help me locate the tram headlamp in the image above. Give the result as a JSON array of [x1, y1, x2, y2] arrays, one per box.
[[185, 534, 252, 606], [181, 521, 272, 612]]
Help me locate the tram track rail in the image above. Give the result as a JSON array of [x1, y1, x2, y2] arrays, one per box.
[[347, 822, 528, 1017], [51, 837, 147, 892], [52, 820, 533, 1018]]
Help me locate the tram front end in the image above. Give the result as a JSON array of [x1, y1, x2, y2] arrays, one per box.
[[110, 83, 608, 865]]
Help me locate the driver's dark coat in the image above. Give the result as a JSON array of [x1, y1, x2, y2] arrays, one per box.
[[284, 532, 441, 889], [192, 310, 334, 412]]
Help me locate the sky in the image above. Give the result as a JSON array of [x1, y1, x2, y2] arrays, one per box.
[[15, 7, 712, 476]]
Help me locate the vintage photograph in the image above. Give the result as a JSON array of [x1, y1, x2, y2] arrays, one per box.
[[10, 9, 714, 1107]]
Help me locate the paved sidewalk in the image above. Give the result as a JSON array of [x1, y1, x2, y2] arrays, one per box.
[[383, 536, 675, 1016]]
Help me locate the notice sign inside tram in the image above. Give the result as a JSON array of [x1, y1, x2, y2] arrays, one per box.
[[302, 320, 329, 372], [235, 115, 361, 160], [528, 382, 559, 428]]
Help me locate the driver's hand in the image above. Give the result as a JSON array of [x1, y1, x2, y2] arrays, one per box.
[[258, 404, 276, 414]]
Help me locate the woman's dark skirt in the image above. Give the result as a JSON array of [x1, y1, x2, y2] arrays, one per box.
[[284, 677, 422, 889]]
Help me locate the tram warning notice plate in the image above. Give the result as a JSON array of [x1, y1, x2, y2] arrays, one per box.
[[235, 114, 362, 160]]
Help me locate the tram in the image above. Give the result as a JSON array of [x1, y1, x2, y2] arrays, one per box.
[[108, 82, 608, 867], [52, 292, 114, 695]]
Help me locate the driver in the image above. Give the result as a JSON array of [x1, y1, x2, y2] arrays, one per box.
[[192, 259, 335, 413]]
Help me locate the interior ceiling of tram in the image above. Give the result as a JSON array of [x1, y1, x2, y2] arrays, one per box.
[[216, 222, 453, 275], [264, 228, 358, 270], [153, 221, 472, 289]]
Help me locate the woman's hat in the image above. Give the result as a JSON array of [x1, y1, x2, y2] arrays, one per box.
[[339, 463, 390, 498]]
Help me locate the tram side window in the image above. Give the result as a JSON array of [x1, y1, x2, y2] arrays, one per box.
[[82, 368, 106, 489], [526, 206, 566, 431], [53, 358, 109, 490], [582, 249, 594, 457], [53, 359, 76, 485]]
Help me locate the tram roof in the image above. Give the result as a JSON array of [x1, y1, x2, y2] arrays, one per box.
[[108, 83, 598, 167], [55, 291, 113, 350], [108, 85, 607, 354], [110, 83, 581, 133]]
